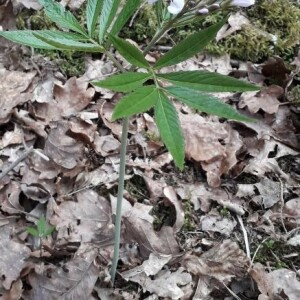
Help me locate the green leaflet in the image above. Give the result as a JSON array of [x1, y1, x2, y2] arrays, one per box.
[[154, 18, 227, 69], [86, 0, 103, 37], [157, 71, 260, 92], [165, 86, 254, 122], [110, 35, 150, 68], [112, 85, 158, 120], [155, 91, 185, 169], [39, 0, 87, 36], [0, 31, 58, 50], [26, 227, 39, 237], [99, 0, 121, 43], [33, 31, 103, 52], [92, 72, 152, 92], [110, 0, 143, 36]]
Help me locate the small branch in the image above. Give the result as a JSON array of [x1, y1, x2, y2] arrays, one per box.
[[237, 215, 251, 260], [0, 147, 33, 181]]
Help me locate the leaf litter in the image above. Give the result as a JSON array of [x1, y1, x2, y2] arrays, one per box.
[[0, 2, 300, 299]]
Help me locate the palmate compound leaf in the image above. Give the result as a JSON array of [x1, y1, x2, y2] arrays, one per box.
[[165, 86, 254, 122], [92, 72, 152, 92], [86, 0, 103, 37], [110, 35, 150, 68], [154, 18, 227, 69], [39, 0, 87, 36], [155, 90, 185, 169], [112, 85, 158, 120], [157, 71, 260, 92], [33, 31, 103, 52]]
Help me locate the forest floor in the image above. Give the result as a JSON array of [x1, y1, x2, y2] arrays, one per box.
[[0, 1, 300, 299]]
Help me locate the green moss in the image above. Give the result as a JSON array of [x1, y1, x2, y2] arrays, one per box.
[[16, 9, 86, 77], [181, 197, 196, 232], [120, 5, 158, 42], [208, 0, 300, 62]]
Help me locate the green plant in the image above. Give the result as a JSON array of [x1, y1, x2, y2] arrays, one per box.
[[0, 0, 259, 284], [27, 216, 55, 239]]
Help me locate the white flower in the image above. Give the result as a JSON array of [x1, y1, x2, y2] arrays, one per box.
[[230, 0, 255, 7], [168, 0, 185, 14]]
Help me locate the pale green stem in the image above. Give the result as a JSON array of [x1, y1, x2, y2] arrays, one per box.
[[109, 11, 184, 284], [110, 117, 128, 284]]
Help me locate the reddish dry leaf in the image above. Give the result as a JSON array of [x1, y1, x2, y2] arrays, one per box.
[[0, 69, 36, 124], [24, 244, 99, 300], [51, 189, 113, 243], [182, 240, 249, 283], [0, 226, 31, 290], [34, 77, 94, 123], [44, 120, 85, 170]]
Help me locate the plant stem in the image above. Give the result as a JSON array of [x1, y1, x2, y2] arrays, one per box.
[[109, 15, 181, 284], [110, 117, 128, 284]]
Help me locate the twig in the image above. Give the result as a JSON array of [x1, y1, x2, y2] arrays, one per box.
[[236, 215, 251, 260], [278, 178, 288, 234], [0, 146, 33, 181]]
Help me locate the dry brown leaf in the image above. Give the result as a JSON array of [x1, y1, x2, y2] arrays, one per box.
[[51, 189, 113, 243], [182, 240, 249, 283], [0, 69, 36, 124], [239, 85, 283, 114], [1, 279, 23, 300], [163, 186, 185, 232], [200, 210, 237, 236], [25, 244, 99, 300], [243, 139, 298, 183], [34, 77, 94, 123], [122, 266, 192, 300], [179, 111, 242, 187], [44, 120, 85, 170], [94, 135, 120, 157], [0, 225, 31, 290], [251, 263, 300, 300], [123, 201, 180, 258], [253, 178, 281, 208]]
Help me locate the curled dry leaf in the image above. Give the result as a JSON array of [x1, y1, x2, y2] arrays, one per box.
[[0, 225, 31, 290], [0, 69, 36, 124], [163, 186, 185, 232], [51, 189, 113, 243], [25, 244, 99, 300], [182, 240, 249, 283]]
